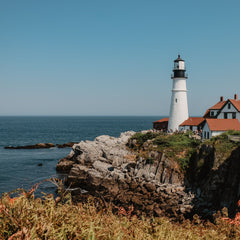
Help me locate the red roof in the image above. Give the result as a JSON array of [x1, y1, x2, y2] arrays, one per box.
[[229, 99, 240, 111], [153, 117, 169, 123], [203, 109, 210, 118], [209, 101, 226, 110], [203, 100, 226, 118], [203, 98, 240, 118], [205, 119, 240, 131], [180, 117, 205, 126]]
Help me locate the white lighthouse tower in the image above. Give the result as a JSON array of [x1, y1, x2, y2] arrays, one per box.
[[168, 55, 189, 131]]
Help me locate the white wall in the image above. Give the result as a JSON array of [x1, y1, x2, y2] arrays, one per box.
[[218, 112, 240, 120], [179, 126, 189, 131], [217, 112, 223, 119], [179, 125, 197, 131], [172, 78, 187, 90], [202, 123, 227, 139], [217, 101, 240, 120], [212, 131, 225, 137], [237, 113, 240, 121], [221, 102, 237, 113]]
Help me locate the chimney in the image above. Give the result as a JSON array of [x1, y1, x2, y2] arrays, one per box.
[[220, 96, 224, 102], [234, 94, 238, 100]]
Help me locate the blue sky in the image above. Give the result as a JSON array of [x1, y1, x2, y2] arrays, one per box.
[[1, 0, 240, 116]]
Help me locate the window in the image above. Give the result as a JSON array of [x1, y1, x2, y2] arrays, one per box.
[[204, 131, 206, 139], [228, 103, 231, 109], [233, 112, 236, 119], [175, 98, 177, 103], [224, 113, 228, 119], [210, 111, 214, 117], [207, 132, 209, 139]]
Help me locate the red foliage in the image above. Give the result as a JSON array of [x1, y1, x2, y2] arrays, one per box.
[[117, 205, 135, 220], [222, 200, 240, 226]]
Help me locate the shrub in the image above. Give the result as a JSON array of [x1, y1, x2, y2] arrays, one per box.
[[226, 130, 240, 136], [130, 131, 158, 147]]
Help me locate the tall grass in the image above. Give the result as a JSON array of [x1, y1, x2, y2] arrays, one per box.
[[0, 184, 239, 239]]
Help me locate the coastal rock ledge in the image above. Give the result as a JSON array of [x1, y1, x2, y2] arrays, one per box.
[[56, 131, 194, 218]]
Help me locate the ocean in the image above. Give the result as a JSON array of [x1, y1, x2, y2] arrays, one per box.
[[0, 116, 162, 196]]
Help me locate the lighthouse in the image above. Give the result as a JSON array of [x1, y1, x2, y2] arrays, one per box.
[[168, 55, 189, 131]]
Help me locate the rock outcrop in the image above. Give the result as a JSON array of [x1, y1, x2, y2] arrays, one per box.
[[56, 131, 194, 218], [4, 142, 78, 149], [57, 131, 240, 219]]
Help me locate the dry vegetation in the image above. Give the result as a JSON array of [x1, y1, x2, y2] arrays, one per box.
[[0, 183, 239, 240]]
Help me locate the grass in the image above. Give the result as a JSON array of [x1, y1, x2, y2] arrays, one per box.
[[129, 131, 201, 172], [129, 130, 240, 172], [130, 131, 158, 148], [204, 130, 240, 163], [0, 184, 239, 240]]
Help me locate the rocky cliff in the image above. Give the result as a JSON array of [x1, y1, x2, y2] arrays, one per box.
[[188, 143, 240, 218], [57, 131, 194, 218], [56, 130, 240, 219]]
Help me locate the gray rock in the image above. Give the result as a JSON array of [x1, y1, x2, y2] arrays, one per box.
[[92, 160, 112, 174]]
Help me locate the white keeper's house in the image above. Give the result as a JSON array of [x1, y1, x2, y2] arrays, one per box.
[[153, 55, 240, 139], [201, 95, 240, 139]]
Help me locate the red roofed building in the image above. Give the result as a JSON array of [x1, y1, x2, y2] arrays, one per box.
[[203, 96, 226, 118], [179, 117, 205, 131], [199, 94, 240, 138], [204, 94, 240, 120], [202, 118, 240, 139], [153, 118, 168, 130], [216, 95, 240, 120]]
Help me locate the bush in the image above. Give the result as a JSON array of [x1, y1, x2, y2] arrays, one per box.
[[227, 130, 240, 136], [204, 131, 240, 160], [130, 131, 158, 147], [154, 133, 200, 149]]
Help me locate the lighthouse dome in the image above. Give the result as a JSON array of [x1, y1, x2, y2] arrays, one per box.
[[174, 55, 184, 62]]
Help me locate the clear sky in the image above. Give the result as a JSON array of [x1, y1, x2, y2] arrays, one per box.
[[1, 0, 240, 116]]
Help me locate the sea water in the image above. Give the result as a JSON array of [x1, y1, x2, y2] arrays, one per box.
[[0, 116, 163, 196]]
